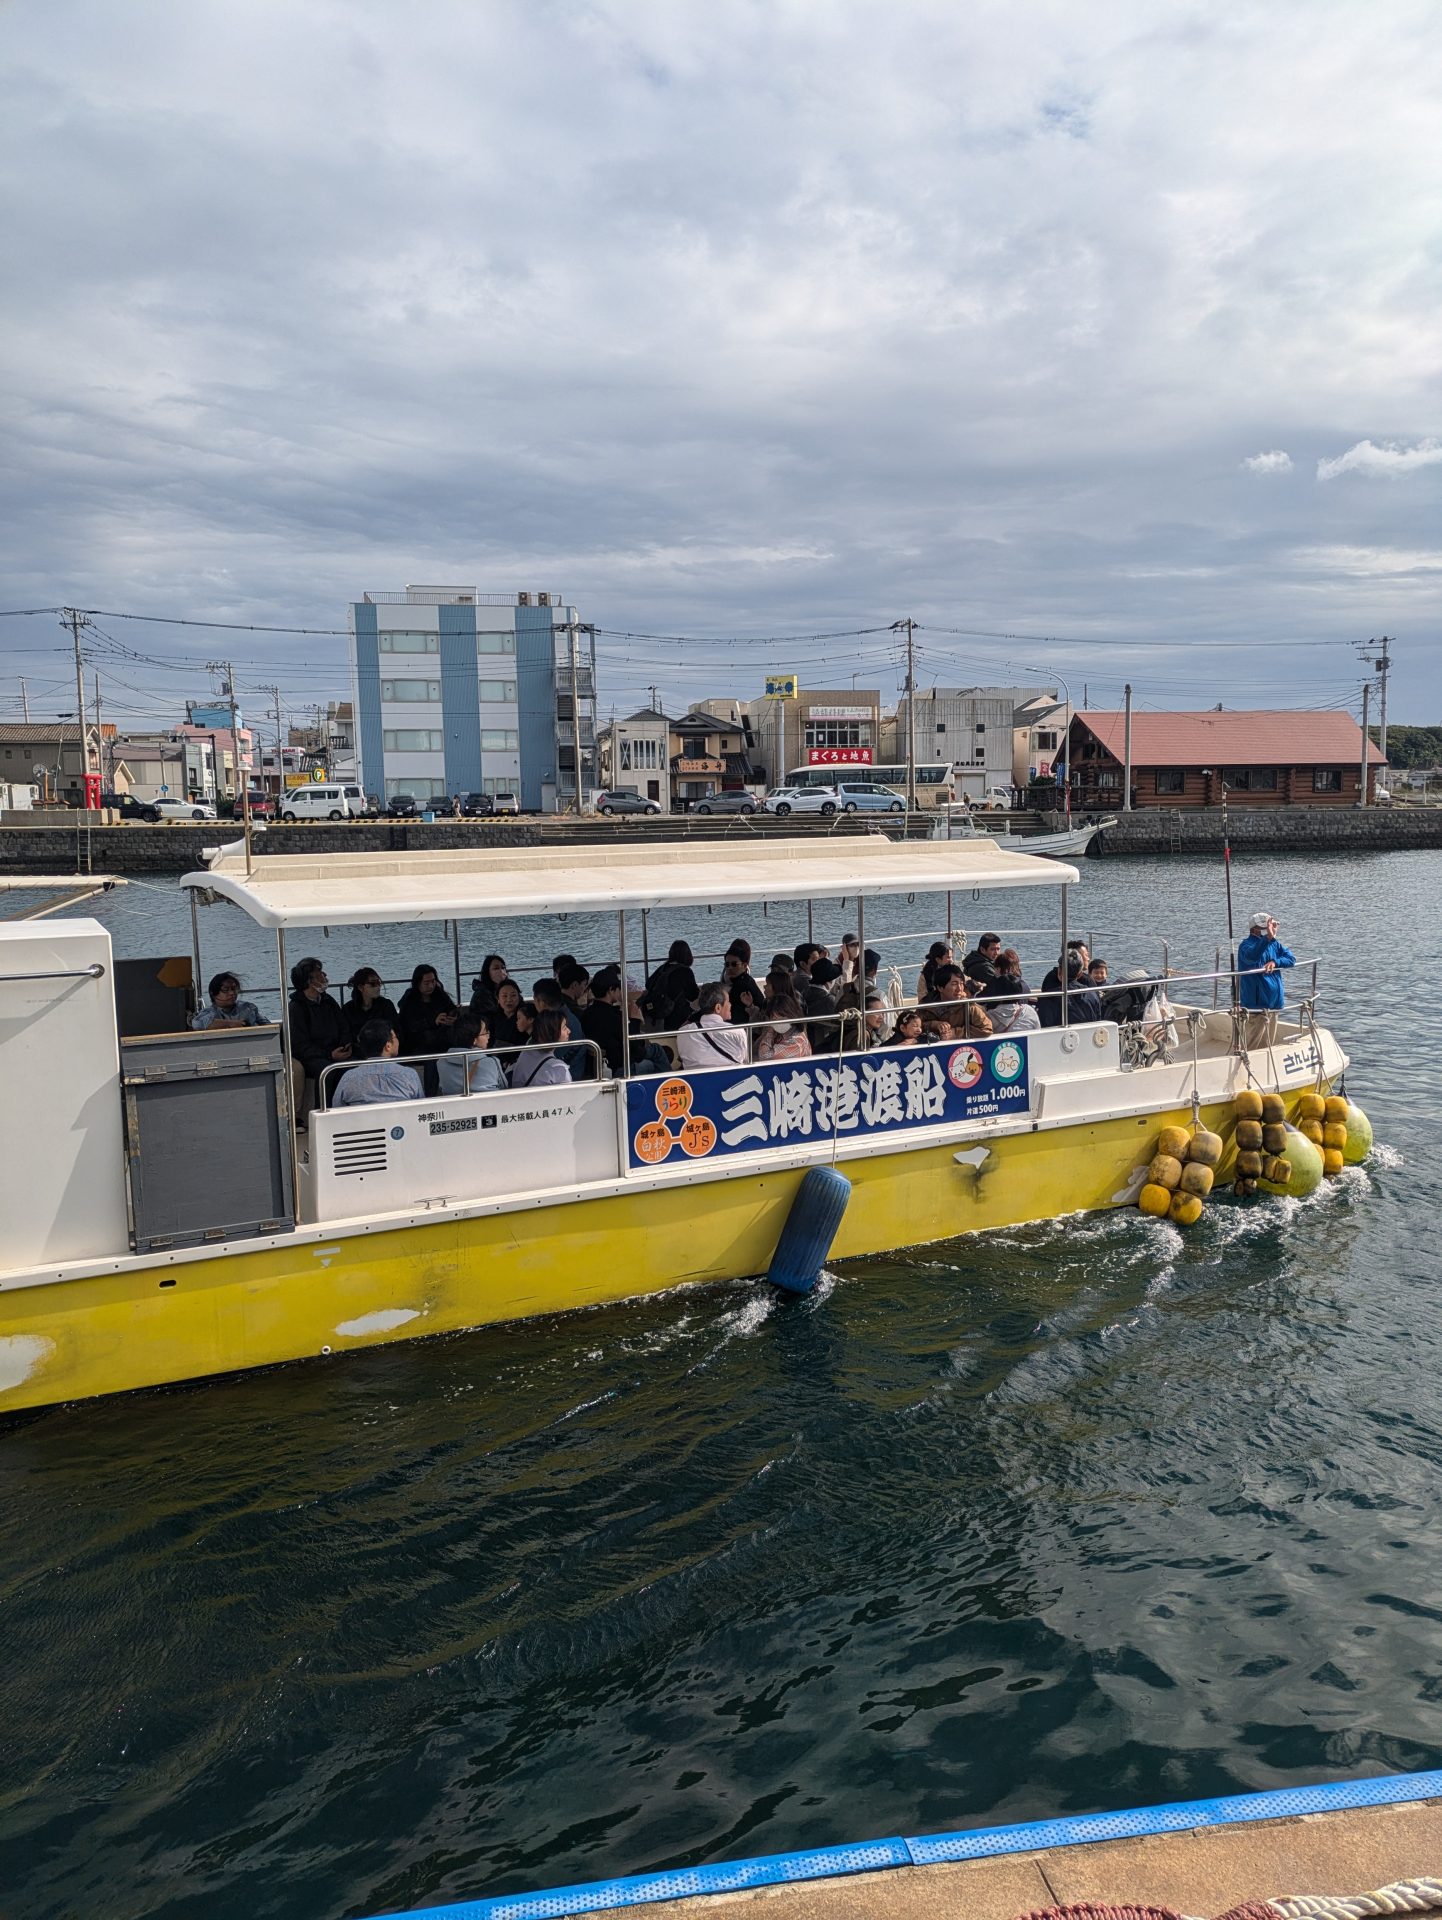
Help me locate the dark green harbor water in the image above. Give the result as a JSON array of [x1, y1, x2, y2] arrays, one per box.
[[3, 850, 1438, 1920]]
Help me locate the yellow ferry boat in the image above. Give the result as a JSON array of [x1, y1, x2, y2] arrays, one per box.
[[0, 837, 1344, 1414]]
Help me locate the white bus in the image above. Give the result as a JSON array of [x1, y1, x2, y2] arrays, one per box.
[[783, 763, 954, 807]]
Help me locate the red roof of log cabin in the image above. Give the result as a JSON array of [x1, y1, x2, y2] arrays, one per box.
[[1071, 710, 1386, 767]]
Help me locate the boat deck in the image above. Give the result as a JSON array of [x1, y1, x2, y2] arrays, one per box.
[[627, 1796, 1442, 1920], [370, 1775, 1442, 1920]]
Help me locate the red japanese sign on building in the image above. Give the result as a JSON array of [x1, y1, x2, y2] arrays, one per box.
[[807, 747, 874, 766]]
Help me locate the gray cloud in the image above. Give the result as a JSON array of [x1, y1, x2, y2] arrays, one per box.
[[1317, 439, 1442, 481], [1242, 451, 1293, 474], [1, 0, 1440, 724]]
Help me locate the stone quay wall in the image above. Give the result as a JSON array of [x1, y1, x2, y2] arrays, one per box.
[[1092, 805, 1442, 856]]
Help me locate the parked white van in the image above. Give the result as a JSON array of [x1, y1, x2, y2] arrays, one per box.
[[279, 783, 367, 821]]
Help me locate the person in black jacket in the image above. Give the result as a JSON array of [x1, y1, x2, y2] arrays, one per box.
[[397, 963, 458, 1092], [963, 933, 1002, 986], [468, 953, 510, 1017], [288, 957, 351, 1125], [641, 940, 699, 1034], [343, 967, 399, 1048]]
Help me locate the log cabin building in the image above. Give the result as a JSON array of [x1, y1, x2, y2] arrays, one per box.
[[1066, 709, 1387, 809]]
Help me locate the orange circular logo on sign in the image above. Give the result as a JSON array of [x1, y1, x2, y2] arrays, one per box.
[[633, 1120, 675, 1164], [677, 1114, 717, 1158], [655, 1078, 693, 1119]]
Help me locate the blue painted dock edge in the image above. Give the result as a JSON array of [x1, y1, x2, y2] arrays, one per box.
[[366, 1768, 1442, 1920]]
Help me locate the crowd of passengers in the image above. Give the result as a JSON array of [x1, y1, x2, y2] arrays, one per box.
[[194, 932, 1161, 1118]]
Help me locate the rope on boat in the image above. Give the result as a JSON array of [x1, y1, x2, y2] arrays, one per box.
[[1010, 1878, 1442, 1919], [1271, 1880, 1442, 1917]]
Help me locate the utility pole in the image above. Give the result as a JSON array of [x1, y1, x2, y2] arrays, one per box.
[[209, 658, 253, 872], [566, 612, 584, 812], [265, 684, 284, 795], [1122, 682, 1133, 811], [94, 671, 106, 792], [893, 618, 917, 810], [647, 685, 660, 713], [1359, 680, 1371, 808], [19, 678, 30, 722], [1356, 635, 1393, 768], [64, 607, 94, 807]]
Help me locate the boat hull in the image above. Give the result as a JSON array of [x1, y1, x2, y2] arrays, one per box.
[[1, 1094, 1253, 1414]]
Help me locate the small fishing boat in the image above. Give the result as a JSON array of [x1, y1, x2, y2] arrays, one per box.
[[931, 808, 1115, 857], [0, 836, 1343, 1414]]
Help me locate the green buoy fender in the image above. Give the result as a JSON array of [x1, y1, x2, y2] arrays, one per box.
[[1343, 1102, 1374, 1164], [1258, 1125, 1323, 1198], [767, 1165, 852, 1296]]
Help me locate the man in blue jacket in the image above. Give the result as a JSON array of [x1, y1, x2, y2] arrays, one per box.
[[1236, 909, 1295, 1049]]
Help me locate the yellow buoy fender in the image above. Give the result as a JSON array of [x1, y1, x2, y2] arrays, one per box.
[[1156, 1125, 1191, 1161], [1322, 1121, 1348, 1152], [1138, 1183, 1173, 1217], [1236, 1149, 1264, 1179], [1179, 1162, 1214, 1197], [1235, 1119, 1264, 1151], [1235, 1089, 1264, 1120], [1343, 1103, 1374, 1164], [1169, 1191, 1204, 1226], [1261, 1092, 1286, 1124], [1324, 1095, 1349, 1124], [1300, 1118, 1325, 1146], [1298, 1090, 1326, 1122], [1147, 1153, 1184, 1191], [1187, 1130, 1223, 1168], [1262, 1123, 1288, 1155]]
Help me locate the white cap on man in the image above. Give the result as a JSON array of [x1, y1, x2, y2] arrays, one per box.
[[1249, 909, 1273, 929]]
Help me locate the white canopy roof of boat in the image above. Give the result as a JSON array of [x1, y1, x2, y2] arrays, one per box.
[[181, 836, 1080, 929]]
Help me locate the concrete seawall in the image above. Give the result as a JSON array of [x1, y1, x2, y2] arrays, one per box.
[[1094, 805, 1442, 856], [2, 806, 1439, 876]]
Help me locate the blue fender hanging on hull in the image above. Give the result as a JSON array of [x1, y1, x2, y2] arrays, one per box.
[[766, 1164, 852, 1295]]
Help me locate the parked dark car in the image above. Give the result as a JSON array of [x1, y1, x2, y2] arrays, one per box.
[[461, 792, 495, 817], [387, 793, 420, 818], [102, 790, 160, 824]]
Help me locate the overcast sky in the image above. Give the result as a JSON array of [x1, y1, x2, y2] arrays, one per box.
[[2, 0, 1439, 731]]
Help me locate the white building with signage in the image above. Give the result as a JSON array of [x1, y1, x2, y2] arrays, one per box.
[[750, 686, 882, 786]]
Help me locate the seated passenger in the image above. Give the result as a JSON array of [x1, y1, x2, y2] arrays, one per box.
[[332, 1020, 423, 1106], [755, 991, 812, 1061], [192, 970, 265, 1030], [963, 933, 1003, 985], [436, 1011, 507, 1095], [533, 976, 590, 1078], [802, 957, 844, 1053], [557, 962, 593, 1015], [397, 963, 458, 1092], [929, 963, 993, 1037], [641, 940, 700, 1032], [489, 978, 523, 1051], [677, 984, 749, 1068], [919, 940, 953, 1001], [342, 967, 399, 1047], [864, 993, 890, 1045], [469, 953, 509, 1016], [584, 965, 672, 1077], [887, 1007, 925, 1045], [287, 957, 351, 1124], [511, 1006, 572, 1088], [721, 944, 762, 1016], [838, 932, 863, 983]]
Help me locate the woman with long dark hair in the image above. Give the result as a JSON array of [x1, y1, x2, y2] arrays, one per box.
[[343, 967, 399, 1047], [469, 953, 509, 1016], [511, 1005, 572, 1088], [397, 962, 458, 1093]]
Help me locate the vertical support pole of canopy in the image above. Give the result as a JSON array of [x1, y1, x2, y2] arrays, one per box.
[[946, 890, 954, 957], [641, 908, 650, 984], [277, 925, 301, 1211], [451, 920, 462, 1004], [1059, 883, 1070, 1028], [189, 888, 202, 1014], [807, 900, 814, 944], [616, 909, 629, 1079], [856, 894, 867, 1033]]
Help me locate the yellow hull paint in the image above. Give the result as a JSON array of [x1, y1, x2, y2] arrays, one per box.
[[1, 1102, 1231, 1413]]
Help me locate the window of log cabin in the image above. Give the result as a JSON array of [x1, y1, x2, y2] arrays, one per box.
[[1223, 768, 1278, 791], [1154, 769, 1185, 794], [1312, 769, 1343, 792]]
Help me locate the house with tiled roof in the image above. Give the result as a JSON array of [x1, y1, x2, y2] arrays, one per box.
[[1065, 709, 1387, 809]]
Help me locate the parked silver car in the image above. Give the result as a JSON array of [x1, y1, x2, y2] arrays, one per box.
[[594, 790, 661, 816], [691, 791, 758, 815]]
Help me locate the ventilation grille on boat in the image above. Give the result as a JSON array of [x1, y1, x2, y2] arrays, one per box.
[[331, 1128, 388, 1176]]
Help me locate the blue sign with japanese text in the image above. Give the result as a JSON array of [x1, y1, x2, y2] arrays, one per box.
[[626, 1037, 1030, 1169]]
